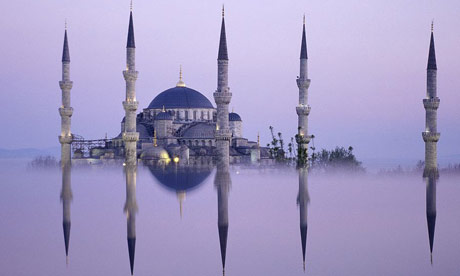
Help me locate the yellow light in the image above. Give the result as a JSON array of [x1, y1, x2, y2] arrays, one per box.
[[173, 157, 180, 163]]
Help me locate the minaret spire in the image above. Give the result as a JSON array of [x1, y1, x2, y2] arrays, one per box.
[[300, 15, 307, 59], [427, 22, 437, 70], [218, 6, 229, 60], [127, 10, 135, 48]]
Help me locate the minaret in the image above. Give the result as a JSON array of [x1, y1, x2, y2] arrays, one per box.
[[58, 23, 73, 162], [297, 167, 310, 271], [213, 6, 232, 166], [215, 160, 231, 275], [122, 5, 139, 165], [295, 16, 312, 164], [60, 155, 72, 264], [422, 22, 440, 173], [124, 162, 138, 275], [422, 22, 439, 264]]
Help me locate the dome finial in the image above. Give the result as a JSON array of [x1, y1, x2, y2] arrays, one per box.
[[162, 105, 165, 112], [257, 132, 260, 147], [176, 65, 186, 87], [153, 130, 157, 147]]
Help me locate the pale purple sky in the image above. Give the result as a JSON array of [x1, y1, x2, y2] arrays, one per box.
[[1, 0, 459, 161]]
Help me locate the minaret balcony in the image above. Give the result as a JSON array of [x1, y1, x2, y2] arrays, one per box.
[[296, 78, 311, 89], [215, 129, 232, 140], [123, 70, 139, 82], [423, 98, 440, 110], [123, 132, 139, 142], [59, 107, 73, 117], [59, 81, 73, 90], [123, 101, 139, 111], [213, 92, 232, 105], [296, 134, 312, 144], [59, 135, 73, 144], [422, 132, 440, 142], [296, 105, 311, 116]]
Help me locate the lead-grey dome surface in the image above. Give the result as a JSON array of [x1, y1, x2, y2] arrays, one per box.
[[148, 87, 214, 109], [229, 112, 242, 121]]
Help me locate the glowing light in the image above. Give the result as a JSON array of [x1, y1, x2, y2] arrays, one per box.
[[173, 157, 180, 163]]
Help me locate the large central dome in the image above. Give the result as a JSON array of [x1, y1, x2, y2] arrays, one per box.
[[148, 87, 214, 109]]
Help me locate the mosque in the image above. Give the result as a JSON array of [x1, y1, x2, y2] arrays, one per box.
[[65, 7, 270, 165]]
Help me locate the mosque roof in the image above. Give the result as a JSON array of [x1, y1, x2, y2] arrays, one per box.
[[182, 123, 215, 139], [229, 112, 242, 121], [148, 87, 214, 109]]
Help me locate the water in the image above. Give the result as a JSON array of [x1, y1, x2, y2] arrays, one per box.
[[1, 161, 460, 276]]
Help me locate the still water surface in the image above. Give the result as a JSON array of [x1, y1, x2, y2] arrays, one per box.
[[1, 161, 460, 276]]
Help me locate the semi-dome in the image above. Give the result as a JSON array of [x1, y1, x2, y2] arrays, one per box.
[[229, 112, 242, 121], [156, 111, 173, 120], [182, 123, 215, 139], [148, 87, 214, 109]]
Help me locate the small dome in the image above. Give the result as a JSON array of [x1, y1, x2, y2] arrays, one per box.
[[148, 87, 214, 109], [229, 112, 242, 121], [156, 111, 173, 120], [140, 146, 170, 160]]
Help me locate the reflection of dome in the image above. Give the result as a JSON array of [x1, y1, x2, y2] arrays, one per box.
[[156, 111, 173, 120], [229, 112, 242, 121], [140, 147, 170, 160], [182, 123, 215, 139], [148, 87, 214, 109], [148, 165, 212, 192]]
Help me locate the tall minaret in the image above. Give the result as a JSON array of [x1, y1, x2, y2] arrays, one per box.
[[297, 167, 310, 271], [59, 24, 73, 163], [124, 162, 138, 275], [214, 6, 232, 166], [422, 22, 439, 264], [295, 16, 312, 164], [422, 22, 440, 173], [122, 5, 139, 165]]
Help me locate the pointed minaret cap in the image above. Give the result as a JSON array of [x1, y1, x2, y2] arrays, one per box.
[[128, 237, 136, 275], [427, 21, 437, 70], [62, 22, 70, 62], [127, 11, 135, 48], [300, 225, 307, 269], [218, 5, 229, 60], [300, 14, 308, 59], [218, 224, 229, 272], [63, 221, 71, 257]]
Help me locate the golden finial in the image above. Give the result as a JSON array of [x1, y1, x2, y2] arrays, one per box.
[[130, 0, 133, 11], [222, 4, 225, 17], [162, 105, 165, 112], [303, 14, 306, 25], [232, 107, 234, 113], [257, 132, 260, 147], [431, 20, 434, 32], [176, 65, 186, 87], [65, 19, 67, 30], [153, 130, 157, 147]]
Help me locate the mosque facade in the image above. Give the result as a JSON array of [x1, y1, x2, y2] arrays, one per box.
[[67, 7, 270, 165]]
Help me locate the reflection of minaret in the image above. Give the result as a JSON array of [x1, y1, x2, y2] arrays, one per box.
[[60, 159, 72, 264], [426, 174, 436, 264], [215, 161, 231, 275], [297, 167, 309, 271], [422, 22, 439, 265], [124, 163, 138, 275]]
